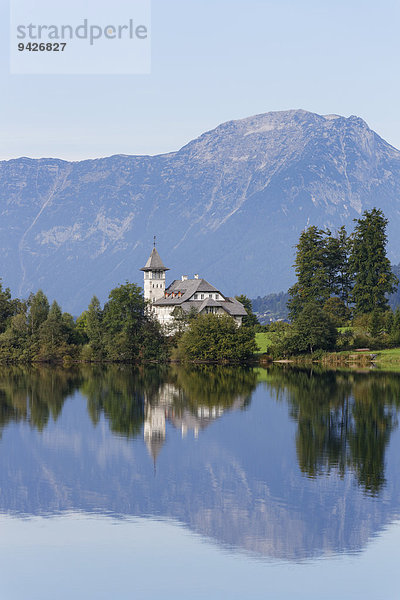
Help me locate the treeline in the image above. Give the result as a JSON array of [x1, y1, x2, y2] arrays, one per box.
[[267, 208, 400, 356], [0, 282, 167, 364], [252, 262, 400, 324], [0, 281, 258, 364], [0, 364, 258, 438]]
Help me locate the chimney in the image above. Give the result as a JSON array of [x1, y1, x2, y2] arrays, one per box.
[[181, 275, 188, 281], [194, 274, 199, 279]]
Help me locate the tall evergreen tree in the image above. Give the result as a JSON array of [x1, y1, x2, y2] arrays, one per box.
[[334, 226, 353, 306], [350, 208, 398, 314], [38, 300, 66, 359], [288, 226, 351, 319], [288, 226, 329, 319], [235, 294, 259, 327], [86, 296, 105, 359]]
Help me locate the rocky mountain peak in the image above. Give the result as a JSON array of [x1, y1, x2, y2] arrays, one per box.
[[1, 109, 400, 312]]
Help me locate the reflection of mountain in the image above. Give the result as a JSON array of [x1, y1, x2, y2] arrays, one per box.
[[0, 366, 400, 561]]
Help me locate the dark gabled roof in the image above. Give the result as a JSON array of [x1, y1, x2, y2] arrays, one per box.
[[222, 298, 248, 317], [166, 278, 219, 295], [154, 278, 223, 306], [141, 248, 169, 272], [153, 277, 247, 318], [196, 297, 247, 317]]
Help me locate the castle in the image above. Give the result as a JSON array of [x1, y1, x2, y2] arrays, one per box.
[[140, 246, 247, 328]]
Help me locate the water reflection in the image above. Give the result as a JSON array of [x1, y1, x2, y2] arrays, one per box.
[[0, 366, 83, 433], [264, 367, 400, 496], [142, 367, 256, 463], [0, 365, 400, 561]]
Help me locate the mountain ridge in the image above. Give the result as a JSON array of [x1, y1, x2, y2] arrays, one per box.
[[2, 109, 400, 313]]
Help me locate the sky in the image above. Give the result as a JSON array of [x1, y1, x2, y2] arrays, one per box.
[[1, 0, 400, 160]]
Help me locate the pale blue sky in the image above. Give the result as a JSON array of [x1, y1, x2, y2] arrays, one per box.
[[1, 0, 400, 160]]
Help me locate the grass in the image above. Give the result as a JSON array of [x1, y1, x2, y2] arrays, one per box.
[[373, 348, 400, 368], [255, 332, 275, 354]]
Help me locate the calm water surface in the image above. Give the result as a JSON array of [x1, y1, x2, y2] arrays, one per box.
[[0, 365, 400, 599]]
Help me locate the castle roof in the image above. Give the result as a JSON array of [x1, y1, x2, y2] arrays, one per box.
[[141, 248, 169, 272], [154, 278, 221, 305], [153, 277, 247, 317]]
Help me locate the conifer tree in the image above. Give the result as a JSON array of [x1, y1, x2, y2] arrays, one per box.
[[288, 226, 329, 319], [350, 209, 398, 314], [288, 226, 351, 319], [335, 226, 353, 306], [39, 300, 65, 357], [86, 296, 105, 359]]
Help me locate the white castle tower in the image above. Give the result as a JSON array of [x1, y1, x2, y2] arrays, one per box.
[[140, 242, 169, 303]]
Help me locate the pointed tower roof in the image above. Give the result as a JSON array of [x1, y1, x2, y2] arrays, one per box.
[[140, 247, 169, 272]]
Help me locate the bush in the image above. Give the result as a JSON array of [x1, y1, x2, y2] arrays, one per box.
[[176, 314, 257, 363]]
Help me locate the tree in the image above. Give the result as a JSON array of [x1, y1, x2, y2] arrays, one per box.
[[335, 226, 353, 305], [290, 302, 337, 354], [102, 282, 165, 362], [0, 281, 14, 334], [385, 311, 394, 335], [288, 226, 329, 319], [85, 296, 105, 359], [350, 208, 398, 314], [235, 295, 259, 327], [168, 306, 198, 337], [368, 309, 383, 338], [177, 314, 257, 362], [288, 226, 351, 319], [323, 296, 351, 327], [38, 300, 66, 360], [28, 290, 49, 335], [390, 308, 400, 344], [103, 282, 146, 361]]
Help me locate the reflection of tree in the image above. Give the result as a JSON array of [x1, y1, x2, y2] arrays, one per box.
[[0, 366, 83, 433], [80, 365, 167, 439], [0, 365, 257, 442], [265, 367, 400, 496], [79, 365, 258, 442], [169, 365, 257, 414]]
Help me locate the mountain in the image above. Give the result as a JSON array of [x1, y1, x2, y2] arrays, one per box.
[[252, 291, 290, 323], [2, 109, 400, 313]]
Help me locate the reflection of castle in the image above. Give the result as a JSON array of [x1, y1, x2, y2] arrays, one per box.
[[144, 404, 166, 465], [143, 383, 244, 464]]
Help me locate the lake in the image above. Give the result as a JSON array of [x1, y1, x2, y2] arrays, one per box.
[[0, 364, 399, 599]]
